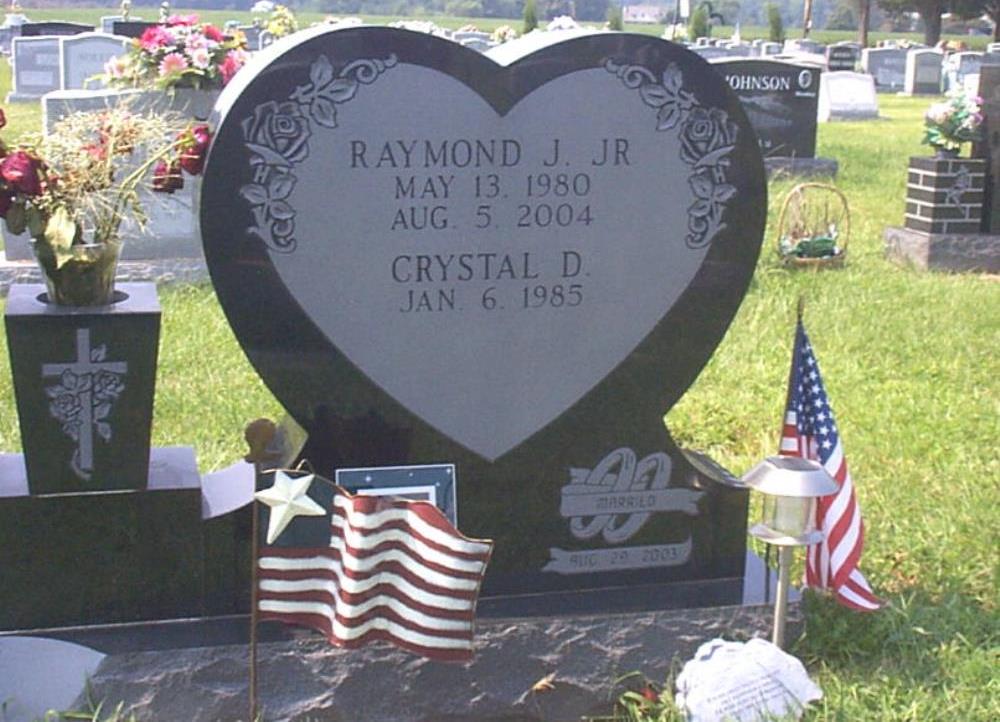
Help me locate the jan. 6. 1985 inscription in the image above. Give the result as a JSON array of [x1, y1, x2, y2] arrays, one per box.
[[344, 136, 633, 314]]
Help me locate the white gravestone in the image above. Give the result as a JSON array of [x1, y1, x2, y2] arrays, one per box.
[[7, 35, 61, 101], [818, 71, 879, 122], [60, 33, 129, 90]]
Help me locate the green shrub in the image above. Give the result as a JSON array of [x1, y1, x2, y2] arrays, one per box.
[[688, 5, 710, 39], [607, 3, 624, 31], [767, 3, 785, 43], [523, 0, 538, 33]]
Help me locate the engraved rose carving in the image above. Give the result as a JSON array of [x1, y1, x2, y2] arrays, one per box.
[[242, 101, 312, 168], [50, 393, 82, 425], [93, 369, 126, 401], [679, 107, 738, 169]]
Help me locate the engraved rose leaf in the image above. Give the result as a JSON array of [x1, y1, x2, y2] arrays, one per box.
[[662, 64, 683, 93], [94, 403, 112, 421], [269, 200, 295, 220], [246, 143, 295, 168], [96, 422, 112, 442], [91, 345, 106, 362], [310, 97, 338, 129], [639, 83, 671, 108], [240, 184, 268, 205], [690, 199, 714, 218], [268, 174, 295, 201], [689, 172, 714, 199], [694, 145, 735, 168], [713, 184, 737, 203], [320, 78, 358, 104], [657, 103, 682, 131], [310, 56, 334, 89]]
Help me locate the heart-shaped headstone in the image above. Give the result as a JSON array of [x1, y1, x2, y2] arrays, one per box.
[[201, 28, 765, 606]]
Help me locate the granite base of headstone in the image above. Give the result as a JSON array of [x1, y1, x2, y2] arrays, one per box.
[[883, 155, 999, 272], [66, 597, 803, 722]]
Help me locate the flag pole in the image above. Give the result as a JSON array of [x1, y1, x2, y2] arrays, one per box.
[[244, 418, 279, 722]]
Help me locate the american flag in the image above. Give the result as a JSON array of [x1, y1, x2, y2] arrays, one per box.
[[780, 321, 882, 611], [255, 473, 493, 662]]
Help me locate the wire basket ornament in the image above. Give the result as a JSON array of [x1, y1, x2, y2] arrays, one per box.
[[776, 183, 850, 269]]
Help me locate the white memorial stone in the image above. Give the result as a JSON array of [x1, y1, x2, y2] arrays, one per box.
[[675, 638, 822, 722], [818, 71, 879, 121], [59, 32, 129, 90], [7, 35, 62, 101], [904, 48, 943, 95]]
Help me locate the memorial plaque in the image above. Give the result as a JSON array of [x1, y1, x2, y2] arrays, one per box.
[[200, 28, 766, 612], [862, 47, 906, 92], [7, 36, 62, 101], [712, 59, 818, 158], [59, 32, 129, 90]]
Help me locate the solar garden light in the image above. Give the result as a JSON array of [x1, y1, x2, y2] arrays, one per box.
[[742, 456, 839, 649]]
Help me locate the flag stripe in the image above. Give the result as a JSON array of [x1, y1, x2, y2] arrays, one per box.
[[259, 583, 473, 624], [328, 518, 488, 575]]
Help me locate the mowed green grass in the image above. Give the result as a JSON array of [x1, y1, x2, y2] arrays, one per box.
[[0, 19, 998, 720]]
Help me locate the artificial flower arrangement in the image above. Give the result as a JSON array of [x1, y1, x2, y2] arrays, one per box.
[[923, 90, 983, 155], [104, 14, 248, 91], [266, 4, 299, 38], [0, 103, 210, 305]]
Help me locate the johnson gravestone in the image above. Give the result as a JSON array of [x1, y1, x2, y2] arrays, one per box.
[[200, 27, 767, 613]]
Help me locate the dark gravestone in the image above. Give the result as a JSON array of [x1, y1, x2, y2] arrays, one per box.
[[826, 45, 857, 72], [975, 64, 1000, 233], [863, 47, 907, 92], [200, 27, 766, 615], [4, 284, 160, 493], [712, 59, 818, 158], [19, 22, 92, 37], [112, 21, 158, 39]]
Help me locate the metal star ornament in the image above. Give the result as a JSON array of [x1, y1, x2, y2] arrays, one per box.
[[254, 470, 326, 544]]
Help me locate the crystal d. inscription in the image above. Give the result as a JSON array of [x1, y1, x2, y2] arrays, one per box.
[[605, 60, 739, 248], [241, 54, 398, 252], [42, 328, 127, 481]]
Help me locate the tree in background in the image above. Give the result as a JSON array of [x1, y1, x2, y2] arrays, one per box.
[[876, 0, 944, 45], [952, 0, 1000, 41], [767, 2, 785, 41], [689, 4, 710, 37], [576, 0, 611, 21], [856, 0, 870, 47], [523, 0, 538, 32], [607, 2, 624, 29]]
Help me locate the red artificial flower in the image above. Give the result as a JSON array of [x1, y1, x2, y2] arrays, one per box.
[[0, 151, 42, 196], [167, 14, 200, 27], [84, 143, 107, 162], [202, 24, 225, 43], [219, 50, 245, 85], [178, 124, 211, 176], [151, 159, 183, 194], [639, 685, 658, 703], [139, 25, 175, 52]]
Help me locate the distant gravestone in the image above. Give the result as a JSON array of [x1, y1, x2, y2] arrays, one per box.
[[691, 45, 729, 60], [200, 27, 767, 613], [863, 47, 907, 92], [760, 42, 781, 57], [783, 38, 823, 56], [712, 59, 819, 158], [259, 30, 274, 49], [904, 48, 943, 95], [945, 51, 982, 93], [238, 24, 261, 50], [19, 22, 92, 37], [695, 36, 710, 46], [100, 16, 123, 34], [6, 35, 62, 101], [724, 43, 752, 58], [988, 42, 1000, 54], [59, 32, 129, 90], [826, 44, 858, 72], [818, 71, 879, 121], [111, 20, 157, 39]]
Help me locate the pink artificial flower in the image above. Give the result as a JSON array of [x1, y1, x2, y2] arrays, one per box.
[[185, 32, 208, 52], [103, 56, 127, 79], [202, 24, 225, 43], [167, 14, 199, 27], [178, 124, 212, 176], [151, 160, 183, 193], [189, 47, 211, 70], [139, 25, 175, 52], [219, 49, 246, 85], [159, 52, 189, 77]]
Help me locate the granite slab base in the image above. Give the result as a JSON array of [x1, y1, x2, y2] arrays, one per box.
[[0, 253, 209, 295], [76, 602, 803, 722], [884, 225, 1000, 273], [764, 157, 838, 179]]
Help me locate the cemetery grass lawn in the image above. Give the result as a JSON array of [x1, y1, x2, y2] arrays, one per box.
[[0, 69, 997, 722]]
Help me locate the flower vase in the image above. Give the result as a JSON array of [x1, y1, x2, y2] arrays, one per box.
[[32, 239, 123, 307]]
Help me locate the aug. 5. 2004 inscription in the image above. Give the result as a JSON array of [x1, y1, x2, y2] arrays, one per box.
[[346, 136, 634, 315]]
